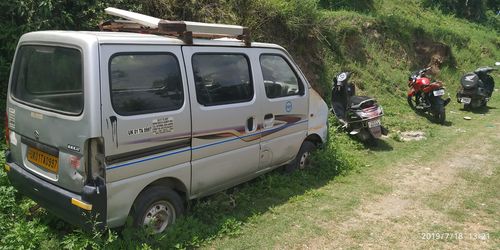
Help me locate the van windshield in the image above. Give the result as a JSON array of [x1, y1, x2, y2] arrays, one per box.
[[11, 45, 83, 115]]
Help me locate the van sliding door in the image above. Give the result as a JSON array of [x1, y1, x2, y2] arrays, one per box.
[[99, 45, 191, 184], [182, 46, 262, 197]]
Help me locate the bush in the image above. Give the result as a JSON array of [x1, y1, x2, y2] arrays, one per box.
[[318, 0, 374, 12], [0, 0, 141, 119], [423, 0, 500, 30]]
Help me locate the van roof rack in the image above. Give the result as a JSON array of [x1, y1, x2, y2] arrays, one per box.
[[99, 7, 251, 46]]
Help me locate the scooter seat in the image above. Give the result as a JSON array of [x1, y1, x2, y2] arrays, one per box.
[[350, 96, 375, 109], [461, 73, 479, 89]]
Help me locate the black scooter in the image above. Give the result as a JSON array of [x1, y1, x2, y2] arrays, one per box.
[[331, 72, 388, 142], [457, 62, 499, 109]]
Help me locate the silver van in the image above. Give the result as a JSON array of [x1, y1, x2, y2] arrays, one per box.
[[4, 10, 328, 233]]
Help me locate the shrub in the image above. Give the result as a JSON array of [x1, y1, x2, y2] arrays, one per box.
[[423, 0, 500, 30], [318, 0, 374, 12]]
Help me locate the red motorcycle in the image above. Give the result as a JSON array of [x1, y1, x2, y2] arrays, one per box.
[[407, 67, 450, 124]]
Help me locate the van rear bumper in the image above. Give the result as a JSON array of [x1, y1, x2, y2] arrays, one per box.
[[5, 159, 106, 230]]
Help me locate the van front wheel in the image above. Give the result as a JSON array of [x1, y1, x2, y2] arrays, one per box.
[[285, 141, 316, 172], [132, 186, 185, 234]]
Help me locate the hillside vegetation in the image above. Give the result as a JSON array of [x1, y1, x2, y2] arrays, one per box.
[[0, 0, 499, 132], [0, 0, 499, 249]]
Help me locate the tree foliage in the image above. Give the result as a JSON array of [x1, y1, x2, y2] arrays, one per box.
[[0, 0, 140, 103], [423, 0, 499, 27]]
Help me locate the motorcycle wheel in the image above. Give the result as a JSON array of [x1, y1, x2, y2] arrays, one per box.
[[407, 95, 417, 110], [435, 108, 446, 125]]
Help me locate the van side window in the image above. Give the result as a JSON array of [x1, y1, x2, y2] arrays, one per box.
[[260, 54, 303, 98], [192, 54, 253, 106], [109, 53, 183, 116]]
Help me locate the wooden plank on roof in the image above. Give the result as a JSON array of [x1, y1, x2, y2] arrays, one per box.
[[105, 7, 160, 28]]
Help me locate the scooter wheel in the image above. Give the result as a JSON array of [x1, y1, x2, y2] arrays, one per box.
[[366, 135, 379, 146]]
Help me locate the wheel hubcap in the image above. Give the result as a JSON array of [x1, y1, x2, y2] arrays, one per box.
[[143, 201, 175, 234], [299, 152, 310, 169]]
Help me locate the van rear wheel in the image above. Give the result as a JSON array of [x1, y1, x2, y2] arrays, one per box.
[[132, 186, 184, 234]]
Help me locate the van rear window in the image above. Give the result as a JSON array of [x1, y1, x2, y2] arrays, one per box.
[[11, 45, 83, 115]]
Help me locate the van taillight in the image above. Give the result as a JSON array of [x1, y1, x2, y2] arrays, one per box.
[[4, 112, 9, 147], [69, 155, 81, 169], [87, 138, 105, 182]]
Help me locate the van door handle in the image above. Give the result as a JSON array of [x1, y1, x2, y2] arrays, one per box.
[[246, 117, 256, 132], [264, 113, 274, 129]]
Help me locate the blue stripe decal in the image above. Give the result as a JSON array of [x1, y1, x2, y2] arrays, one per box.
[[107, 119, 308, 170], [107, 147, 192, 170]]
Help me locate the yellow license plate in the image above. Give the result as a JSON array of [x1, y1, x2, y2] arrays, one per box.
[[27, 147, 59, 173]]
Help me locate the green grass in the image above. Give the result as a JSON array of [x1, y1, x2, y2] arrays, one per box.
[[424, 133, 500, 224], [421, 157, 500, 248]]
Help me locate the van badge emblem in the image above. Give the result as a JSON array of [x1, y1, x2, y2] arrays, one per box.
[[285, 101, 293, 113], [67, 144, 81, 152], [34, 130, 40, 140]]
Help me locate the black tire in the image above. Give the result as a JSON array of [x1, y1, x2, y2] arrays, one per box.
[[132, 186, 185, 234], [366, 133, 379, 146], [481, 99, 487, 107], [430, 96, 446, 125], [435, 108, 446, 125], [285, 141, 316, 172], [464, 104, 471, 111], [407, 95, 416, 110]]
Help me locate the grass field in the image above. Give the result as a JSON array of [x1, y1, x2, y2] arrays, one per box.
[[0, 0, 499, 249]]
